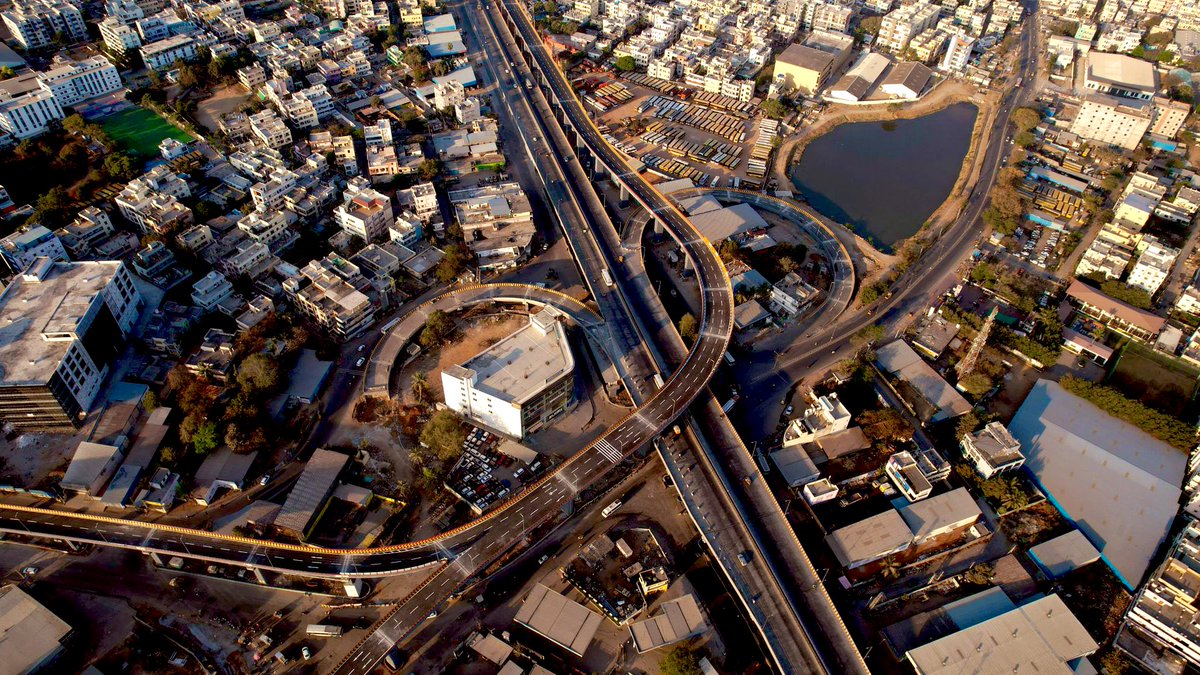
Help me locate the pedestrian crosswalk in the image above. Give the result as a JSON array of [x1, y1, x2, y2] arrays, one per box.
[[595, 438, 622, 463]]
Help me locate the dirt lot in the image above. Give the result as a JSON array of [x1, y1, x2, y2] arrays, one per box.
[[397, 313, 528, 406], [195, 84, 251, 134], [0, 429, 78, 488]]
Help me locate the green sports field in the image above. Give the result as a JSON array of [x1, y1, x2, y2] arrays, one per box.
[[99, 106, 194, 157]]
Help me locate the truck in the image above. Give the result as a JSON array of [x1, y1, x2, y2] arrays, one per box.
[[306, 624, 344, 637], [721, 398, 736, 413], [525, 78, 533, 91], [601, 269, 614, 287], [723, 351, 736, 365], [601, 499, 623, 517]]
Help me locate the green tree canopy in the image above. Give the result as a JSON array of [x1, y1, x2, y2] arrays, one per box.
[[420, 410, 467, 461], [419, 310, 456, 348], [660, 645, 703, 675], [236, 353, 281, 394], [614, 55, 636, 72], [761, 98, 788, 120], [678, 313, 698, 345], [192, 420, 220, 455]]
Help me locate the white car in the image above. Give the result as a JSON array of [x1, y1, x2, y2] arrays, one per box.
[[355, 357, 366, 368]]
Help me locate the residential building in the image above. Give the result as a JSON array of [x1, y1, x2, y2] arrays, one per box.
[[877, 3, 940, 52], [0, 88, 64, 139], [769, 272, 819, 317], [442, 308, 575, 438], [113, 166, 193, 234], [238, 209, 297, 252], [940, 33, 974, 72], [55, 207, 114, 259], [140, 34, 198, 71], [2, 0, 86, 50], [449, 182, 535, 272], [249, 109, 292, 149], [1066, 279, 1166, 342], [37, 56, 123, 107], [959, 421, 1024, 479], [781, 393, 851, 446], [191, 270, 234, 311], [1151, 96, 1191, 139], [1070, 93, 1153, 150], [238, 63, 266, 91], [0, 259, 142, 430], [283, 258, 376, 340], [885, 451, 933, 501], [0, 225, 67, 273], [99, 18, 141, 52], [401, 181, 440, 222], [335, 178, 393, 242], [1127, 237, 1179, 295]]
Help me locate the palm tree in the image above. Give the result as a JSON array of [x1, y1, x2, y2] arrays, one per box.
[[1000, 477, 1029, 513], [411, 372, 428, 404], [879, 555, 902, 581]]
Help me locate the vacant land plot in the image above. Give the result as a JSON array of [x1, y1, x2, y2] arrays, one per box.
[[195, 84, 250, 133], [1108, 342, 1199, 419], [101, 106, 194, 156]]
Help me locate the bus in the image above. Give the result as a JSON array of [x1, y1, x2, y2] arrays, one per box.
[[652, 373, 664, 390], [379, 317, 401, 334], [601, 499, 623, 517], [306, 624, 344, 637], [723, 351, 736, 365], [601, 269, 614, 287]]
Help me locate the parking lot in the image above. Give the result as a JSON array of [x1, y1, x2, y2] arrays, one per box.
[[1011, 224, 1064, 271], [444, 427, 549, 514]]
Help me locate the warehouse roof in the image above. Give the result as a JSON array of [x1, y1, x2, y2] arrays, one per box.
[[628, 595, 708, 652], [1086, 52, 1156, 95], [875, 341, 972, 421], [1008, 379, 1184, 587], [275, 448, 350, 536], [1029, 530, 1102, 578], [687, 203, 769, 243], [897, 488, 982, 542], [0, 585, 70, 673], [514, 584, 602, 656], [826, 510, 912, 568]]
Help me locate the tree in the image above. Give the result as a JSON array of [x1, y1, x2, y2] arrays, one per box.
[[858, 15, 882, 35], [962, 562, 995, 585], [32, 186, 72, 228], [419, 310, 456, 348], [1010, 107, 1041, 132], [857, 408, 913, 443], [143, 391, 159, 412], [418, 158, 443, 181], [614, 55, 636, 72], [237, 353, 281, 394], [225, 420, 268, 454], [104, 153, 139, 181], [659, 645, 703, 675], [63, 113, 87, 134], [959, 372, 993, 396], [956, 410, 981, 439], [435, 243, 471, 283], [159, 445, 178, 466], [192, 420, 220, 455], [411, 372, 429, 404], [853, 323, 886, 345], [678, 313, 698, 345], [1099, 280, 1152, 309], [761, 98, 788, 120], [999, 478, 1029, 512], [0, 66, 13, 80], [420, 410, 467, 461]]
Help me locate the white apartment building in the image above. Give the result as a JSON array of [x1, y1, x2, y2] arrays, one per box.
[[238, 209, 297, 252], [960, 422, 1025, 479], [364, 118, 393, 147], [940, 33, 975, 72], [335, 178, 393, 242], [0, 225, 68, 273], [878, 3, 940, 52], [1177, 286, 1200, 316], [781, 393, 851, 447], [140, 34, 198, 71], [1151, 97, 1191, 139], [249, 109, 292, 149], [442, 308, 575, 438], [0, 89, 64, 140], [283, 258, 376, 340], [1122, 519, 1200, 671], [1127, 237, 1179, 295], [191, 270, 234, 310], [2, 0, 86, 50], [237, 64, 267, 91], [220, 240, 272, 278], [0, 259, 142, 430], [433, 79, 466, 110], [1070, 94, 1153, 150], [37, 57, 123, 108], [99, 18, 141, 52], [249, 169, 298, 213]]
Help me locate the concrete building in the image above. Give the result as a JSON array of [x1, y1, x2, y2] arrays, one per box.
[[335, 178, 393, 242], [2, 0, 86, 50], [877, 3, 940, 52], [0, 88, 64, 139], [1066, 279, 1166, 342], [99, 18, 141, 52], [1127, 237, 1179, 295], [191, 270, 234, 311], [449, 182, 536, 272], [880, 61, 933, 99], [773, 30, 854, 95], [1084, 52, 1156, 100], [1009, 379, 1186, 588], [248, 109, 292, 149], [283, 258, 376, 340], [940, 33, 975, 72], [1151, 96, 1191, 139], [140, 34, 198, 71], [827, 52, 889, 102], [959, 421, 1024, 479], [781, 393, 851, 446], [886, 451, 933, 501], [37, 56, 123, 107], [0, 259, 142, 430], [442, 308, 575, 438], [1070, 93, 1153, 150], [0, 225, 67, 274]]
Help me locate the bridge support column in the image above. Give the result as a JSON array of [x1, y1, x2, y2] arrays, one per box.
[[343, 579, 364, 598], [251, 567, 268, 584], [653, 218, 665, 236], [149, 551, 164, 567], [593, 161, 606, 182], [683, 251, 694, 272], [618, 183, 630, 206]]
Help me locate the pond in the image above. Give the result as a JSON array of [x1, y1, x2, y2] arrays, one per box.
[[790, 102, 978, 252]]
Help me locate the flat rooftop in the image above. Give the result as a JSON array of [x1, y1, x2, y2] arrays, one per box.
[[826, 509, 912, 568], [448, 310, 574, 405], [0, 584, 70, 673], [514, 583, 602, 656], [0, 260, 122, 386], [275, 448, 350, 535], [1086, 51, 1156, 94], [629, 595, 708, 653]]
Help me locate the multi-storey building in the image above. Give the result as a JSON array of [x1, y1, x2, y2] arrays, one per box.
[[0, 225, 68, 274], [238, 209, 297, 253], [114, 166, 193, 234], [877, 3, 940, 52], [1151, 97, 1190, 139], [55, 207, 115, 259], [1127, 237, 1179, 295], [37, 57, 123, 108], [1070, 93, 1153, 150], [99, 18, 141, 52], [140, 34, 198, 71], [248, 109, 292, 149], [283, 257, 376, 340], [334, 178, 393, 242], [1121, 519, 1200, 671], [2, 0, 87, 50], [0, 259, 142, 430], [0, 89, 64, 140], [442, 308, 575, 438], [191, 270, 234, 310], [959, 422, 1025, 479], [940, 33, 975, 72]]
